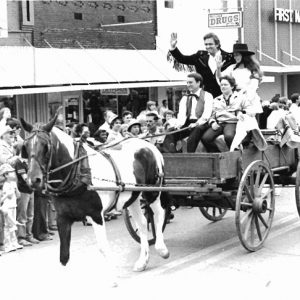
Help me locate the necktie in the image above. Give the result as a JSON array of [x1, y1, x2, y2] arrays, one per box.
[[186, 94, 199, 118]]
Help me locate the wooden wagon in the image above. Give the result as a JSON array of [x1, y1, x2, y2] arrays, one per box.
[[123, 130, 300, 252]]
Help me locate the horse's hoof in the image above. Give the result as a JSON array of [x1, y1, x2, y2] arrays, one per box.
[[157, 248, 170, 259], [133, 261, 148, 272]]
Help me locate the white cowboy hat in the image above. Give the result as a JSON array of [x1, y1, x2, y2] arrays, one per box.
[[0, 163, 15, 176], [0, 125, 14, 138]]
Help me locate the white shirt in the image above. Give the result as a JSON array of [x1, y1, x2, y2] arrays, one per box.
[[177, 88, 214, 127], [267, 109, 287, 129], [208, 50, 221, 74], [289, 103, 300, 125]]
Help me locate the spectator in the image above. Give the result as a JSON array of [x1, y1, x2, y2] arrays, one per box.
[[144, 112, 165, 146], [32, 192, 53, 241], [159, 100, 169, 118], [93, 129, 107, 144], [0, 107, 11, 130], [0, 163, 23, 252], [289, 93, 300, 125], [0, 125, 19, 167], [99, 110, 114, 133], [106, 114, 123, 145], [137, 101, 158, 120], [120, 124, 129, 137], [127, 119, 141, 137], [164, 110, 175, 122], [138, 118, 148, 134], [15, 158, 39, 246], [267, 97, 288, 129], [122, 111, 133, 125], [66, 122, 77, 138]]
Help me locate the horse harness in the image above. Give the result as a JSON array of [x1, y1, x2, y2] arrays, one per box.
[[23, 129, 125, 208]]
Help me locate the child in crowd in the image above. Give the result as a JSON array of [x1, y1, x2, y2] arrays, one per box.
[[0, 163, 23, 253]]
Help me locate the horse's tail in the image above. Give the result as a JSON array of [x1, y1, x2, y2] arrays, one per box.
[[133, 147, 163, 204]]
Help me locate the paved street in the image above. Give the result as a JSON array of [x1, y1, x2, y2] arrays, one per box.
[[1, 186, 300, 300]]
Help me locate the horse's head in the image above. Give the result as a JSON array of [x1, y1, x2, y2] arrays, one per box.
[[21, 114, 58, 191]]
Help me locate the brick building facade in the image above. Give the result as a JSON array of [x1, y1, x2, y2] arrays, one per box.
[[243, 0, 300, 99], [33, 0, 157, 49]]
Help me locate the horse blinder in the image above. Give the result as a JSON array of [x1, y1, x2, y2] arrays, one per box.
[[21, 145, 28, 159]]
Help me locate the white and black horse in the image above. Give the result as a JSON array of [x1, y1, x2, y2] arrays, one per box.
[[20, 114, 169, 275]]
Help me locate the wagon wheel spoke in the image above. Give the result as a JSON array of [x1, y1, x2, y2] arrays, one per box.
[[254, 167, 262, 196], [257, 213, 269, 229], [218, 207, 223, 214], [244, 212, 254, 241], [244, 185, 254, 203], [249, 172, 255, 197], [254, 214, 262, 241], [241, 209, 253, 225], [212, 207, 216, 217], [250, 215, 255, 244], [262, 187, 273, 199], [258, 173, 269, 195]]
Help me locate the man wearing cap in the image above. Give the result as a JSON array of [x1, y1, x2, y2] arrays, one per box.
[[169, 32, 234, 98], [164, 73, 214, 153]]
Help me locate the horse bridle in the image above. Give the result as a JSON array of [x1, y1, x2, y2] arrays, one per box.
[[24, 129, 53, 183]]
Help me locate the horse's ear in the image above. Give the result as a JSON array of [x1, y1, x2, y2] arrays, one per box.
[[42, 113, 58, 133], [20, 118, 33, 133]]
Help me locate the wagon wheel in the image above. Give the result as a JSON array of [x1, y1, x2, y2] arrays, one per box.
[[199, 206, 228, 222], [123, 202, 169, 246], [235, 160, 275, 252], [295, 161, 300, 217]]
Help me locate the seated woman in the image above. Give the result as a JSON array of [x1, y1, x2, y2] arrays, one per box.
[[202, 76, 250, 152]]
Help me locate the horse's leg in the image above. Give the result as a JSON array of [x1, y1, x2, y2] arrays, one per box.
[[90, 214, 118, 286], [150, 194, 170, 259], [56, 214, 73, 266], [128, 195, 150, 272]]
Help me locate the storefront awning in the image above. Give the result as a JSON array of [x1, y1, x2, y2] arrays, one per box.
[[262, 65, 300, 74], [0, 46, 187, 95]]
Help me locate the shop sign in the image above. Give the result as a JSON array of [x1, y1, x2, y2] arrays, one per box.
[[208, 11, 243, 28], [0, 0, 8, 38], [100, 88, 130, 95], [274, 8, 300, 23]]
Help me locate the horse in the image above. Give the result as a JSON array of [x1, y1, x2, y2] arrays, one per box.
[[20, 113, 170, 276]]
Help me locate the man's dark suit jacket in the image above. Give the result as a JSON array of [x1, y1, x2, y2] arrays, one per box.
[[169, 47, 235, 98]]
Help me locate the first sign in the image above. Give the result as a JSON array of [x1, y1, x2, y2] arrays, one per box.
[[208, 11, 243, 28]]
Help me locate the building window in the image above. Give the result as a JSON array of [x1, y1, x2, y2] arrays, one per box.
[[222, 0, 228, 11], [164, 0, 173, 8], [22, 0, 34, 26], [117, 15, 125, 23], [74, 12, 83, 20]]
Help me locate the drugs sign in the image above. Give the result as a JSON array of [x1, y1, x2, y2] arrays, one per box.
[[208, 11, 243, 28]]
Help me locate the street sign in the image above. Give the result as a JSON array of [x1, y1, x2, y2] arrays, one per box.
[[100, 88, 130, 95], [208, 11, 243, 28]]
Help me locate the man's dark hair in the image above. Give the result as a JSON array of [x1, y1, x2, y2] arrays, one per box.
[[122, 110, 133, 118], [187, 73, 203, 87], [74, 123, 88, 137], [291, 93, 300, 103], [203, 32, 221, 49], [219, 75, 237, 90], [146, 112, 159, 121]]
